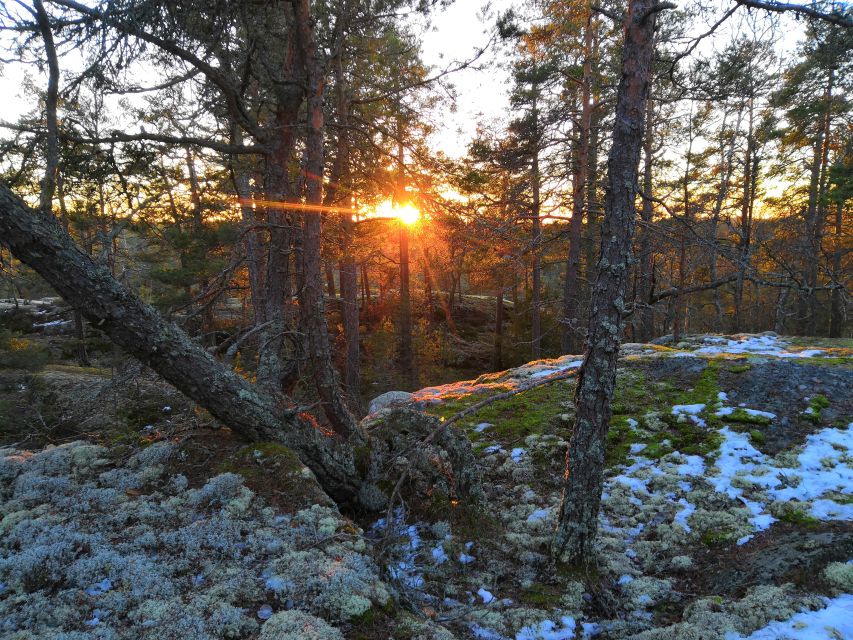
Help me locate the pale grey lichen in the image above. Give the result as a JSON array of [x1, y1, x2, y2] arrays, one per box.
[[258, 610, 344, 640], [0, 441, 392, 639], [823, 561, 853, 592]]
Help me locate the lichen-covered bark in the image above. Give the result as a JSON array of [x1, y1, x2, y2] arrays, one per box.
[[0, 182, 363, 504], [0, 181, 482, 511], [553, 0, 660, 564]]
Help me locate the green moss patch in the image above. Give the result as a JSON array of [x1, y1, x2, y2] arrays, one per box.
[[425, 379, 576, 443], [803, 395, 830, 424]]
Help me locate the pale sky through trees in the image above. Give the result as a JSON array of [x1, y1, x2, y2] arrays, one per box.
[[0, 0, 811, 161]]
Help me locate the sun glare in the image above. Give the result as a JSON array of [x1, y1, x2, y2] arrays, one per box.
[[365, 199, 420, 225], [396, 203, 420, 225]]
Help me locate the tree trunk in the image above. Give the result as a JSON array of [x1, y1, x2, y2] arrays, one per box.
[[800, 69, 834, 335], [399, 222, 414, 387], [829, 200, 845, 337], [493, 285, 504, 371], [0, 182, 368, 504], [561, 13, 593, 355], [553, 0, 659, 564], [325, 264, 337, 299], [709, 107, 742, 332], [733, 99, 755, 333], [340, 252, 361, 410], [531, 78, 543, 360], [637, 86, 656, 342], [295, 0, 358, 437], [673, 103, 694, 341]]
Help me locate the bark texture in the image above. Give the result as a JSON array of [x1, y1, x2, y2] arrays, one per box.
[[0, 182, 482, 512], [0, 182, 369, 504], [552, 0, 659, 564]]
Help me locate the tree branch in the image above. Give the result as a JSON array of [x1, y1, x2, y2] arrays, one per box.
[[733, 0, 853, 28]]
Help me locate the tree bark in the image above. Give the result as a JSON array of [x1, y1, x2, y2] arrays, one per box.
[[637, 86, 656, 342], [800, 69, 834, 335], [829, 201, 845, 337], [0, 182, 367, 504], [733, 99, 755, 333], [562, 13, 593, 355], [493, 285, 504, 371], [294, 0, 358, 437], [530, 76, 543, 360], [709, 107, 742, 332], [553, 0, 660, 564]]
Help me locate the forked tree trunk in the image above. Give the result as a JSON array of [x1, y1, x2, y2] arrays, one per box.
[[553, 0, 660, 564]]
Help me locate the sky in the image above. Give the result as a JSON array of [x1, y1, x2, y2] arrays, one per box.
[[0, 1, 813, 162], [414, 0, 514, 158]]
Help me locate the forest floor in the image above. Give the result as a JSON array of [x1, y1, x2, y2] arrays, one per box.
[[1, 307, 852, 639]]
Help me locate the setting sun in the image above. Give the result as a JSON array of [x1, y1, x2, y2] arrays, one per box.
[[396, 203, 420, 225], [365, 199, 420, 225]]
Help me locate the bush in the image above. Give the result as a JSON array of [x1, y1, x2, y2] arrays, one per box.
[[0, 330, 50, 371]]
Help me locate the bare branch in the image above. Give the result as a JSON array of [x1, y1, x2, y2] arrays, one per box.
[[733, 0, 853, 28]]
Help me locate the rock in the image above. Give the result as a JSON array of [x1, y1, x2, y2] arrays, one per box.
[[362, 407, 483, 505], [368, 390, 413, 414]]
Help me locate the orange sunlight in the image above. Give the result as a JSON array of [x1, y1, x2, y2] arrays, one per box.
[[366, 199, 421, 225]]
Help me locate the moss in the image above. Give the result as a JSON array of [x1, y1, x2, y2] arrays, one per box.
[[518, 583, 564, 607], [425, 380, 576, 442], [748, 430, 766, 445], [413, 494, 502, 546], [700, 529, 735, 548], [675, 361, 720, 407], [811, 394, 831, 409], [42, 363, 111, 377], [796, 357, 853, 369], [803, 394, 830, 423], [727, 363, 752, 374], [778, 506, 820, 528], [726, 409, 772, 426], [605, 364, 724, 465], [788, 337, 853, 350]]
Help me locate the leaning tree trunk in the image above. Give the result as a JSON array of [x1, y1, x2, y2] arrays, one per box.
[[553, 0, 660, 564], [0, 182, 365, 504], [0, 182, 481, 514]]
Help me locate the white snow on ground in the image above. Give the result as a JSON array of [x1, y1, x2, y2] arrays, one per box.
[[516, 616, 576, 640], [431, 544, 448, 564], [529, 360, 583, 379], [526, 508, 550, 523], [693, 334, 825, 358], [673, 498, 696, 532], [672, 404, 707, 427], [725, 594, 853, 640], [677, 455, 705, 477], [478, 588, 495, 603], [712, 422, 853, 530], [672, 404, 705, 415], [372, 510, 425, 589], [511, 448, 526, 462]]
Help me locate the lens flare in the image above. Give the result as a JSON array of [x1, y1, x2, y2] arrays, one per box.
[[396, 203, 420, 225]]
